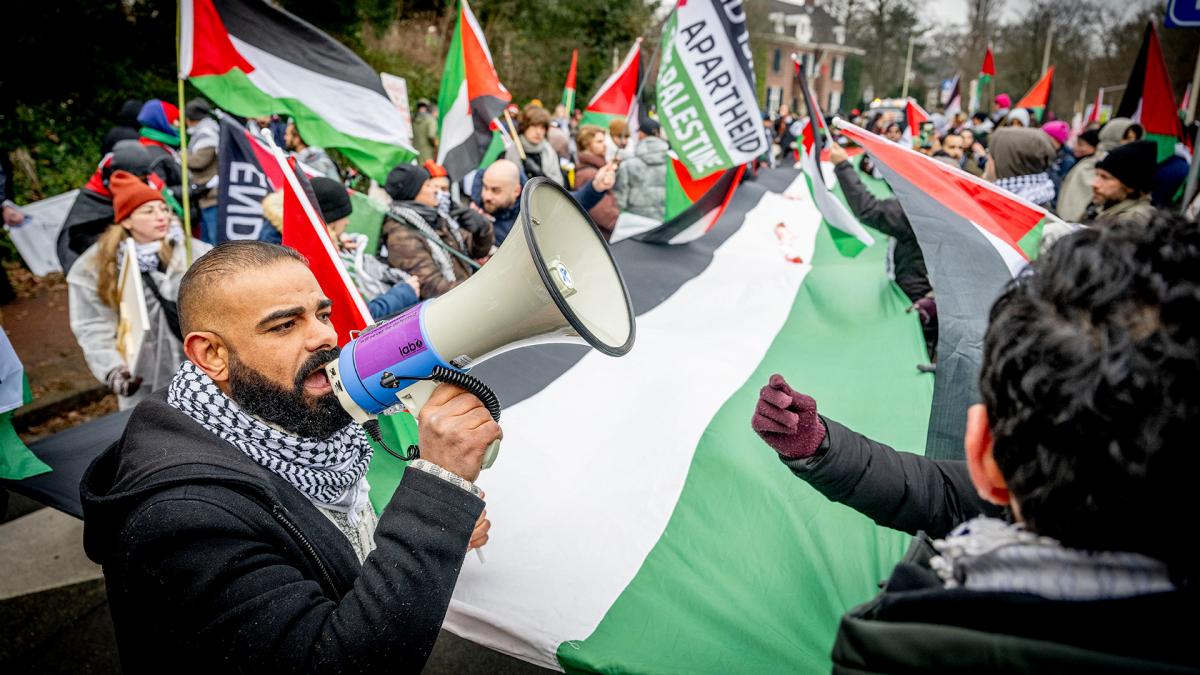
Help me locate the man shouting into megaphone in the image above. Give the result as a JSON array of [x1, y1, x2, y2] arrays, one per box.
[[81, 241, 499, 673]]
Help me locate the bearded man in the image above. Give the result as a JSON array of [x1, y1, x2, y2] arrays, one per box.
[[82, 241, 498, 673]]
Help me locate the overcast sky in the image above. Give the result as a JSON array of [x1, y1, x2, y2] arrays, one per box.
[[924, 0, 1138, 26]]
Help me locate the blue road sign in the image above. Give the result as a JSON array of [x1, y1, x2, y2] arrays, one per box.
[[1166, 0, 1200, 28]]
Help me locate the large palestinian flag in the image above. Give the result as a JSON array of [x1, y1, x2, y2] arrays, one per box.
[[364, 166, 933, 671], [1015, 66, 1055, 122], [436, 0, 512, 181], [836, 119, 1065, 460], [1116, 22, 1185, 162], [580, 39, 642, 129], [180, 0, 417, 182]]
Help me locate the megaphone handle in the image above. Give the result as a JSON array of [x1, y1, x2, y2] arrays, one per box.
[[396, 375, 502, 471]]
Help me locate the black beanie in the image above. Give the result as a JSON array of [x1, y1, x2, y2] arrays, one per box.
[[185, 97, 212, 121], [385, 163, 430, 202], [311, 177, 352, 222], [1096, 140, 1157, 193], [1077, 128, 1101, 148], [106, 141, 152, 180]]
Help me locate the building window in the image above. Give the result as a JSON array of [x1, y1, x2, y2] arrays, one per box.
[[832, 56, 845, 83], [829, 90, 843, 114], [833, 26, 846, 45], [789, 15, 813, 43], [773, 49, 781, 74]]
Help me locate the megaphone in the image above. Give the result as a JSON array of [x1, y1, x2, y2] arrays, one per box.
[[325, 177, 636, 469]]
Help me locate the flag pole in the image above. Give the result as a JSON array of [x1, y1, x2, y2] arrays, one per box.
[[1040, 27, 1054, 77], [901, 35, 914, 100], [176, 0, 193, 265], [503, 109, 526, 160], [1187, 48, 1200, 125]]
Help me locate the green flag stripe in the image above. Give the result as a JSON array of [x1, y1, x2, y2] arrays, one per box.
[[1018, 219, 1047, 261], [557, 216, 933, 672], [437, 8, 466, 136], [578, 110, 625, 129]]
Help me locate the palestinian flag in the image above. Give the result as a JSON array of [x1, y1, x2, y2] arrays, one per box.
[[179, 0, 416, 183], [275, 153, 371, 345], [976, 46, 995, 111], [943, 75, 962, 118], [1116, 22, 1185, 162], [836, 119, 1065, 460], [561, 49, 578, 114], [436, 0, 512, 181], [795, 61, 874, 248], [609, 157, 744, 245], [363, 165, 933, 671], [1015, 66, 1055, 122], [580, 39, 642, 129], [899, 98, 930, 147]]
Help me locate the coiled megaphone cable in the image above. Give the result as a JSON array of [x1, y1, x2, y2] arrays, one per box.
[[361, 366, 502, 463]]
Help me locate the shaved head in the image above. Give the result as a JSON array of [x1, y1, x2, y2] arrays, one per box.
[[481, 159, 522, 214], [178, 241, 307, 336], [484, 159, 521, 187]]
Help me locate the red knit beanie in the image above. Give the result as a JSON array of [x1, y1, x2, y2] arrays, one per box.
[[423, 159, 448, 178], [110, 170, 165, 223]]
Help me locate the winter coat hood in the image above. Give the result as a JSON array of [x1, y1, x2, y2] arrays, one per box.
[[990, 128, 1055, 179], [633, 136, 669, 166]]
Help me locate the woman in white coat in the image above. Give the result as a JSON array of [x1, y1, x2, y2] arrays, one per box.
[[67, 171, 210, 409]]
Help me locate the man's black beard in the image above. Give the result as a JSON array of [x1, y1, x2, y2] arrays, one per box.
[[228, 347, 351, 440]]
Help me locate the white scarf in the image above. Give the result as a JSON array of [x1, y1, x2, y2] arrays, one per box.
[[166, 361, 373, 521]]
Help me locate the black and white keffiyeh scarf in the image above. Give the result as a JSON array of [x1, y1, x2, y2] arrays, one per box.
[[167, 361, 373, 519], [995, 172, 1056, 208], [929, 517, 1173, 600]]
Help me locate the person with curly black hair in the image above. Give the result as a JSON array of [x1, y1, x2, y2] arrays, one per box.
[[751, 215, 1197, 672]]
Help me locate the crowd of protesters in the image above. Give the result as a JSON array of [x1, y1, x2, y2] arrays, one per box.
[[43, 95, 670, 406], [3, 66, 1198, 673], [757, 91, 1200, 365]]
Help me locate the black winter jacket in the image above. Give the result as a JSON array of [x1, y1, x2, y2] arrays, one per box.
[[80, 393, 483, 674], [834, 161, 932, 303], [782, 417, 1002, 539], [832, 533, 1195, 673]]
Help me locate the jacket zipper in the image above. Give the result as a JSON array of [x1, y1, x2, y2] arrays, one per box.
[[271, 504, 340, 596]]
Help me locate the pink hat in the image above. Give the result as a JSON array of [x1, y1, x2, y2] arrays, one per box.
[[994, 93, 1012, 109], [1042, 120, 1070, 146]]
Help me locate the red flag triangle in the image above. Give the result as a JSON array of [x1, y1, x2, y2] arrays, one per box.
[[277, 156, 371, 345]]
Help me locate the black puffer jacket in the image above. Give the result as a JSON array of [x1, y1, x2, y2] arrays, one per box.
[[80, 393, 482, 674], [781, 417, 1002, 538], [834, 161, 931, 303], [832, 533, 1195, 674]]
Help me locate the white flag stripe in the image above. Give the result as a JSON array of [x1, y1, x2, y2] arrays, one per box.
[[231, 37, 414, 150], [442, 178, 823, 668], [436, 81, 474, 166], [970, 221, 1030, 278]]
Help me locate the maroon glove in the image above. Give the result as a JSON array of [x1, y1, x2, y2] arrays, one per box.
[[751, 374, 826, 459]]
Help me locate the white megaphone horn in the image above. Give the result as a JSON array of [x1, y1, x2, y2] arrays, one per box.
[[325, 177, 636, 469]]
